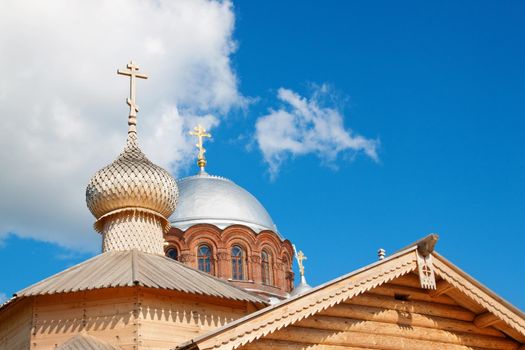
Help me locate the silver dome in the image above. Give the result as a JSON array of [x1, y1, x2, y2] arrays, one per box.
[[170, 173, 280, 237]]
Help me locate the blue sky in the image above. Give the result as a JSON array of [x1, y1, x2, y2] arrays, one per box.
[[1, 1, 524, 310]]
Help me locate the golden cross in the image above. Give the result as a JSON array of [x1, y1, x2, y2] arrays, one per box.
[[118, 61, 148, 131], [296, 250, 307, 277], [189, 125, 211, 170]]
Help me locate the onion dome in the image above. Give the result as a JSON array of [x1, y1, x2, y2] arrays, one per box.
[[86, 132, 178, 232], [86, 61, 178, 234], [171, 125, 280, 236], [170, 173, 278, 235]]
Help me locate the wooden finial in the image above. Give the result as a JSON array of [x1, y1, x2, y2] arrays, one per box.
[[117, 60, 148, 134], [189, 125, 211, 172]]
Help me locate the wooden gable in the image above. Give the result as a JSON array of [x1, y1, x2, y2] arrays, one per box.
[[177, 235, 525, 350]]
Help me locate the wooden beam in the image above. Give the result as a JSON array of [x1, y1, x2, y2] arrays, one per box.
[[346, 293, 475, 321], [390, 273, 422, 288], [320, 303, 504, 337], [494, 322, 525, 344], [297, 315, 517, 350], [474, 312, 502, 328], [444, 288, 486, 314], [429, 280, 454, 298], [372, 283, 456, 305], [396, 234, 439, 257], [243, 339, 372, 350], [267, 325, 518, 350]]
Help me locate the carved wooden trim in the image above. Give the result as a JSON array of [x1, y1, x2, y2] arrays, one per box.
[[187, 250, 418, 350], [433, 256, 525, 335], [416, 251, 436, 289]]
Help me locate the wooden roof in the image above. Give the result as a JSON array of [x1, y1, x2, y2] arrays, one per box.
[[6, 249, 264, 306], [176, 235, 525, 350]]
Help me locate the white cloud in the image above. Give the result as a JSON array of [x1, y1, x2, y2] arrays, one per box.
[[0, 0, 242, 251], [255, 86, 379, 177]]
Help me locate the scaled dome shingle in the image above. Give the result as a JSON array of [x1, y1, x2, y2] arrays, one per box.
[[86, 133, 178, 221]]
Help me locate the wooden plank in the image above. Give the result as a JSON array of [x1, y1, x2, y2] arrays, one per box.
[[474, 312, 502, 328], [430, 280, 455, 297], [346, 293, 476, 321], [241, 338, 376, 350], [371, 284, 457, 305], [319, 303, 504, 337], [495, 323, 525, 344], [297, 315, 518, 350], [267, 325, 504, 350], [445, 288, 486, 314], [389, 274, 422, 289]]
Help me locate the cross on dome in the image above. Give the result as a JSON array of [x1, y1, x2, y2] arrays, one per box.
[[189, 125, 211, 173], [296, 250, 307, 277], [117, 60, 148, 134], [86, 61, 178, 255]]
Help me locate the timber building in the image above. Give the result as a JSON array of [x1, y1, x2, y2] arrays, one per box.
[[1, 61, 524, 350]]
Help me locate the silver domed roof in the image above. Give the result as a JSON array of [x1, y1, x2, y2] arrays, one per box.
[[170, 173, 280, 237]]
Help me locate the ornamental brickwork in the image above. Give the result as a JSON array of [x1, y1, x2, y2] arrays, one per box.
[[164, 224, 295, 298]]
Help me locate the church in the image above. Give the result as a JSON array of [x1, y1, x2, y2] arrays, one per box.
[[1, 61, 524, 350]]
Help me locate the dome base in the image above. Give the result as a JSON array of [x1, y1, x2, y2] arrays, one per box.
[[101, 210, 165, 254]]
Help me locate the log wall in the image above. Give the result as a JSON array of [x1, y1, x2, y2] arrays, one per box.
[[240, 275, 522, 350]]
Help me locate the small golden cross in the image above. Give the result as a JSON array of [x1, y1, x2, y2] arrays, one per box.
[[297, 250, 307, 277], [118, 61, 148, 131], [189, 125, 211, 170]]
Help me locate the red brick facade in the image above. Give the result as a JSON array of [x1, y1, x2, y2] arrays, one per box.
[[164, 224, 295, 298]]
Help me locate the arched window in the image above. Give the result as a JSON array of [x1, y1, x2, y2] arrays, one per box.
[[198, 245, 213, 274], [231, 245, 245, 280], [166, 247, 178, 261], [261, 250, 272, 285]]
